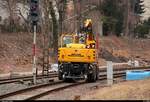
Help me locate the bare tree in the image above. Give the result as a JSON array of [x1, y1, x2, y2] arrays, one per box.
[[40, 0, 60, 63], [63, 0, 76, 33], [49, 0, 59, 55], [0, 0, 18, 32]]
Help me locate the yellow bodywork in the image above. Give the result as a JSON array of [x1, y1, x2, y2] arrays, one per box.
[[58, 19, 97, 63], [66, 43, 86, 49], [58, 46, 96, 63]]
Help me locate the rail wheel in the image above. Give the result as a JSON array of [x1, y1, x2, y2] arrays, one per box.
[[96, 66, 99, 80], [87, 72, 96, 82], [87, 65, 97, 82], [58, 71, 63, 80], [58, 63, 63, 80]]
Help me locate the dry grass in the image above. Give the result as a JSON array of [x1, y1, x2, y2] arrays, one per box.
[[81, 78, 150, 100], [0, 33, 43, 74], [100, 36, 150, 66]]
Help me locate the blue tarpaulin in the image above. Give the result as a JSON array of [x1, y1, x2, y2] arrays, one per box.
[[126, 70, 150, 80]]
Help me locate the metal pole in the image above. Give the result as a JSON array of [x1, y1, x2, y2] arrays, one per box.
[[33, 25, 37, 84]]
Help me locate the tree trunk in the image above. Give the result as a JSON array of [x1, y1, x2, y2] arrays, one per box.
[[49, 1, 59, 62], [63, 0, 75, 33]]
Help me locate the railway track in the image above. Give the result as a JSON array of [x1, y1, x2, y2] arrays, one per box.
[[0, 66, 149, 100], [0, 73, 58, 85], [25, 73, 126, 100], [0, 81, 63, 100], [0, 66, 149, 85], [0, 72, 125, 100]]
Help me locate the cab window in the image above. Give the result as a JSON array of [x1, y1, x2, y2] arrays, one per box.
[[63, 36, 73, 47]]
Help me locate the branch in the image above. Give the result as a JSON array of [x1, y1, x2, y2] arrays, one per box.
[[16, 8, 29, 24], [0, 1, 8, 9]]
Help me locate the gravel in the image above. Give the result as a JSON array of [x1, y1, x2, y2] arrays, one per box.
[[0, 77, 124, 100], [38, 80, 108, 100], [38, 78, 125, 100], [0, 83, 28, 95], [0, 78, 55, 96]]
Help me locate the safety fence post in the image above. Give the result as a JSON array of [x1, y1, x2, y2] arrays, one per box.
[[107, 61, 113, 86]]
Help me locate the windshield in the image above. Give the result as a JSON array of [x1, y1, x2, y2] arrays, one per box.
[[63, 36, 73, 46]]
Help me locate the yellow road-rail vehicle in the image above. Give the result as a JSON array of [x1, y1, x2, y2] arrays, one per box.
[[58, 19, 99, 82]]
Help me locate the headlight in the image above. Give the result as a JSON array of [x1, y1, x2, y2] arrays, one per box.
[[92, 45, 95, 48], [87, 45, 90, 48]]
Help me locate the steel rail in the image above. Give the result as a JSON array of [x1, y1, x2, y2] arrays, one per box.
[[25, 82, 86, 100], [25, 73, 126, 100], [0, 74, 58, 85], [0, 66, 149, 81], [0, 66, 149, 100], [0, 72, 57, 81], [0, 66, 149, 85], [0, 72, 125, 100], [0, 81, 63, 99]]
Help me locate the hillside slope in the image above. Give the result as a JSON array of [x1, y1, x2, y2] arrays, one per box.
[[0, 33, 43, 74], [0, 33, 150, 74], [99, 36, 150, 66]]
